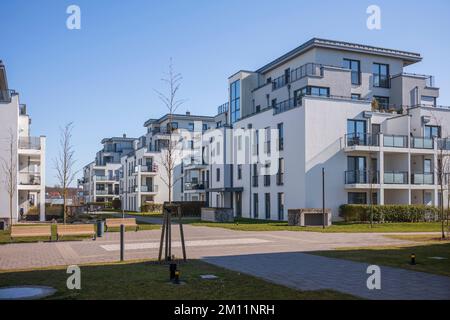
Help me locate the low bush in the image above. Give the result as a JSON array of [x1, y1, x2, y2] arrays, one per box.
[[339, 204, 441, 223], [112, 199, 121, 210], [166, 201, 206, 217], [140, 203, 163, 213]]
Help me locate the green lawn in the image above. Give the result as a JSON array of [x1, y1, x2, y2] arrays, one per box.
[[308, 239, 450, 277], [192, 218, 444, 233], [0, 260, 355, 300]]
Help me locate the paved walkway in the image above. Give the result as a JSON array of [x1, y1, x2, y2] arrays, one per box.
[[0, 225, 448, 299]]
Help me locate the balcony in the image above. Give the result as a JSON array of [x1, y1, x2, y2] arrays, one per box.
[[273, 97, 297, 115], [95, 175, 116, 182], [19, 137, 41, 150], [411, 173, 434, 185], [184, 181, 206, 191], [384, 172, 408, 184], [217, 102, 229, 115], [383, 135, 408, 148], [0, 89, 15, 103], [345, 133, 379, 148], [19, 172, 41, 185], [134, 164, 156, 174], [138, 185, 158, 193], [411, 137, 434, 149], [345, 170, 379, 184], [95, 190, 111, 195]]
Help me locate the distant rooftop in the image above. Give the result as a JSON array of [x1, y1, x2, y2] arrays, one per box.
[[254, 38, 422, 74], [143, 112, 215, 127], [101, 135, 137, 144]]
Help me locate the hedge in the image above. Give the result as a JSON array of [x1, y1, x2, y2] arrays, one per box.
[[140, 203, 163, 213], [339, 204, 441, 223], [164, 201, 206, 217], [112, 199, 121, 210]]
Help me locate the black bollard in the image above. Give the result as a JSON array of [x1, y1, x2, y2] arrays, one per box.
[[120, 224, 125, 261], [410, 253, 416, 265], [169, 263, 177, 280]]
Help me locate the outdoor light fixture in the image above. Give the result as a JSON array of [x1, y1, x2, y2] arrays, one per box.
[[410, 253, 416, 265]]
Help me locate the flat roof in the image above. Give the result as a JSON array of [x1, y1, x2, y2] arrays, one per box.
[[254, 38, 422, 74], [143, 113, 216, 127]]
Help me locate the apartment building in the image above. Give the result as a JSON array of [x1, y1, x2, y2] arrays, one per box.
[[80, 135, 135, 203], [121, 112, 215, 211], [0, 61, 46, 225], [204, 38, 449, 221]]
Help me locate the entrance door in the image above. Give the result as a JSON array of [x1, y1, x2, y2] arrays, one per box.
[[235, 192, 242, 217]]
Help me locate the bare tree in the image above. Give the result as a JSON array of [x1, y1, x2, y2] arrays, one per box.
[[154, 60, 185, 204], [54, 122, 77, 223], [1, 129, 17, 228], [430, 112, 449, 239]]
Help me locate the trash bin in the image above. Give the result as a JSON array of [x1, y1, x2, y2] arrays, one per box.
[[97, 220, 105, 237]]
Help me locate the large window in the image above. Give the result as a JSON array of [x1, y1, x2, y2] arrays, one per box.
[[230, 80, 241, 123], [278, 193, 285, 220], [343, 59, 361, 85], [253, 193, 259, 218], [424, 125, 441, 138], [347, 119, 367, 146], [265, 193, 271, 219], [373, 96, 390, 110], [277, 123, 284, 151], [373, 63, 390, 88], [348, 192, 367, 204]]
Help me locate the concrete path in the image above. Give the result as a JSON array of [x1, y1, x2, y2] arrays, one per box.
[[0, 225, 448, 299], [204, 252, 450, 300]]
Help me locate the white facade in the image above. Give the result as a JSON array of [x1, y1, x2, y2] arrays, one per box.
[[0, 61, 46, 225]]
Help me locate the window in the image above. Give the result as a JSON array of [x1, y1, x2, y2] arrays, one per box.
[[202, 123, 208, 131], [271, 99, 277, 108], [167, 122, 178, 131], [265, 193, 271, 219], [278, 193, 285, 220], [253, 194, 259, 218], [343, 59, 361, 85], [373, 96, 390, 110], [253, 129, 259, 156], [277, 123, 284, 151], [346, 156, 367, 184], [348, 192, 367, 204], [264, 174, 270, 186], [237, 135, 242, 151], [424, 159, 432, 173], [216, 142, 220, 156], [373, 63, 390, 88], [277, 158, 284, 185], [188, 123, 194, 131], [237, 165, 242, 180], [255, 105, 261, 113], [230, 80, 241, 123], [252, 163, 258, 187], [181, 177, 184, 192], [294, 86, 330, 105], [421, 96, 436, 107], [216, 121, 222, 128], [264, 127, 271, 154], [216, 168, 220, 181], [347, 119, 367, 146], [424, 125, 441, 138], [351, 94, 361, 100]]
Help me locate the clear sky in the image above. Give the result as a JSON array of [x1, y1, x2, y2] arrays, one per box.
[[1, 0, 449, 186]]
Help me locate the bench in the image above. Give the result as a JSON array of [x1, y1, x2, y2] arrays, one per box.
[[105, 218, 139, 231], [10, 225, 52, 241], [56, 224, 96, 241]]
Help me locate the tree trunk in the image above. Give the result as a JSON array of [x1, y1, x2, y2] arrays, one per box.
[[9, 195, 13, 229]]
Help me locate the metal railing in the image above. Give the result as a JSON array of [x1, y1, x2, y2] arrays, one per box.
[[184, 181, 206, 190], [384, 172, 408, 184], [383, 135, 408, 148], [139, 185, 158, 193], [0, 89, 15, 103], [411, 137, 434, 149], [19, 172, 41, 185], [217, 102, 229, 115], [411, 173, 434, 185], [273, 97, 297, 115], [345, 133, 379, 147], [290, 63, 323, 83], [345, 170, 379, 184], [18, 136, 41, 150]]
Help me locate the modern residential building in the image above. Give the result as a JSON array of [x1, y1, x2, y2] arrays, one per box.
[[121, 112, 215, 211], [0, 61, 46, 225], [203, 38, 449, 221], [80, 135, 136, 203]]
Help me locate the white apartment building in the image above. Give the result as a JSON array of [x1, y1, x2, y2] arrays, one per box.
[[0, 61, 46, 225], [122, 112, 215, 211], [202, 38, 449, 221], [80, 135, 135, 203]]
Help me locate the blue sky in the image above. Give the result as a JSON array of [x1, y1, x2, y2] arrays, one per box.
[[1, 0, 449, 186]]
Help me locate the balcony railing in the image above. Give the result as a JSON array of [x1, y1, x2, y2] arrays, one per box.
[[383, 135, 408, 148], [19, 172, 41, 185], [217, 102, 229, 115], [95, 190, 111, 195], [95, 175, 116, 181], [411, 173, 434, 185], [438, 138, 450, 150], [345, 133, 379, 147], [184, 181, 206, 191], [139, 185, 158, 193], [345, 170, 379, 184], [273, 97, 296, 115], [19, 136, 41, 150], [384, 172, 408, 184], [0, 89, 15, 103], [411, 137, 434, 149], [290, 63, 323, 83], [135, 165, 156, 173]]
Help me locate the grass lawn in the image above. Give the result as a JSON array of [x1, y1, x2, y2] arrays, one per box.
[[0, 260, 355, 300], [308, 237, 450, 277], [192, 218, 444, 233]]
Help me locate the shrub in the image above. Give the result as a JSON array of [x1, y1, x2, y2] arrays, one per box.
[[141, 203, 163, 213], [339, 204, 440, 223], [112, 199, 121, 210], [165, 201, 206, 217]]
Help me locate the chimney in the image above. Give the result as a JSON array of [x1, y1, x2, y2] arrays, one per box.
[[123, 134, 126, 138], [186, 111, 191, 116]]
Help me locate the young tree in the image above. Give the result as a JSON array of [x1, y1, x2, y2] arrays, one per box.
[[154, 60, 185, 204], [54, 122, 77, 223], [1, 129, 17, 228]]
